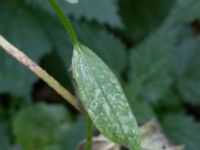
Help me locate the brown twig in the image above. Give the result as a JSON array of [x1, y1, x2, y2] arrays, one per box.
[[0, 35, 80, 111]]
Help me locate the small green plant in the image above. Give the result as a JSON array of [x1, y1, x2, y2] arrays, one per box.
[[1, 0, 200, 150], [1, 0, 141, 149]]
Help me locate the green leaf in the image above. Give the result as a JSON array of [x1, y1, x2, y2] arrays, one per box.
[[40, 14, 127, 77], [25, 0, 123, 27], [74, 23, 127, 77], [173, 37, 200, 104], [131, 101, 155, 125], [155, 90, 184, 114], [36, 13, 73, 68], [13, 103, 71, 150], [166, 0, 200, 25], [0, 0, 12, 33], [61, 116, 86, 150], [0, 119, 11, 150], [119, 0, 174, 41], [0, 1, 51, 96], [72, 43, 140, 150], [162, 114, 200, 150], [128, 0, 200, 103], [125, 85, 155, 124], [129, 27, 180, 103]]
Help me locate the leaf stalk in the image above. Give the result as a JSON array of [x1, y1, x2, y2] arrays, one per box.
[[48, 0, 78, 46]]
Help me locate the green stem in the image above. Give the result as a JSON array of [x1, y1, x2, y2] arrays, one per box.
[[48, 0, 78, 45], [86, 114, 93, 150]]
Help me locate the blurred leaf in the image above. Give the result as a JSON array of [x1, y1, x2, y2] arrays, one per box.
[[0, 119, 11, 150], [128, 27, 180, 103], [75, 23, 127, 77], [119, 0, 174, 41], [166, 0, 200, 25], [13, 103, 70, 150], [40, 13, 127, 77], [162, 114, 200, 150], [36, 13, 73, 68], [125, 85, 155, 124], [155, 90, 184, 115], [173, 37, 200, 104], [132, 101, 155, 125], [128, 0, 200, 103], [0, 0, 13, 33], [61, 116, 86, 150], [25, 0, 123, 27], [72, 44, 140, 149], [0, 1, 51, 96]]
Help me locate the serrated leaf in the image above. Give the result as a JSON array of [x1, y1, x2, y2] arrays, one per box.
[[173, 37, 200, 104], [128, 0, 200, 103], [13, 103, 70, 150], [72, 43, 140, 150], [25, 0, 123, 27], [39, 13, 127, 77], [162, 114, 200, 150], [37, 13, 73, 68], [129, 27, 180, 103], [0, 1, 51, 96], [74, 23, 127, 77]]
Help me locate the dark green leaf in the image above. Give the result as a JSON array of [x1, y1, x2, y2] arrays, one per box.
[[0, 2, 51, 96], [125, 85, 155, 124], [173, 37, 200, 104], [155, 90, 184, 114], [128, 0, 200, 103], [25, 0, 123, 27], [13, 103, 70, 150], [75, 23, 127, 77], [0, 119, 11, 150], [61, 116, 86, 150], [166, 0, 200, 25], [128, 28, 180, 103], [162, 114, 200, 150], [40, 15, 127, 77]]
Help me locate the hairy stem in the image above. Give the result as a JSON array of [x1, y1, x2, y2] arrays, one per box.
[[48, 0, 78, 46], [0, 35, 80, 111]]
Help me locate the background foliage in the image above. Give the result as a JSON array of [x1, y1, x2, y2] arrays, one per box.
[[0, 0, 200, 150]]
